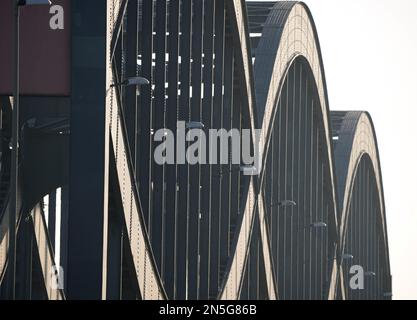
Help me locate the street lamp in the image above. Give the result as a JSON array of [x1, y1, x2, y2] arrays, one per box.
[[111, 76, 150, 88], [342, 254, 354, 261], [271, 200, 297, 208], [365, 271, 376, 277], [310, 222, 328, 229], [8, 0, 51, 300], [186, 122, 205, 130]]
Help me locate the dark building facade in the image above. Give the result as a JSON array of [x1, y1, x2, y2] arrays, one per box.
[[0, 0, 391, 300]]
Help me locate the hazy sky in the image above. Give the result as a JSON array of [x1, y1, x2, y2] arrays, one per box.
[[254, 0, 417, 299], [299, 0, 417, 300]]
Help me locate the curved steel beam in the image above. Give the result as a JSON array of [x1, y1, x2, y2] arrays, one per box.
[[332, 112, 388, 250], [219, 0, 275, 300], [253, 1, 339, 246], [221, 1, 340, 300], [331, 111, 391, 299], [0, 200, 64, 300], [108, 0, 166, 300], [29, 203, 65, 300]]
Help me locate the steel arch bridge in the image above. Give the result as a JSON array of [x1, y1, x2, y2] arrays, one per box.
[[0, 0, 391, 300]]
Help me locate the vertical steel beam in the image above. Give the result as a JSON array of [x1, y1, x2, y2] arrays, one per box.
[[288, 64, 296, 300], [311, 97, 320, 300], [188, 0, 204, 299], [176, 0, 192, 299], [293, 61, 301, 300], [229, 55, 241, 260], [165, 0, 180, 299], [307, 96, 314, 300], [209, 0, 225, 298], [317, 159, 323, 299], [152, 0, 167, 277], [303, 74, 313, 300], [277, 80, 287, 299], [299, 64, 308, 300], [138, 0, 153, 227], [67, 1, 109, 299], [125, 0, 139, 167], [199, 0, 215, 300], [219, 27, 233, 279], [7, 0, 20, 299]]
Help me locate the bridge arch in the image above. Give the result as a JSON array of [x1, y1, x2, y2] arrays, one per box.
[[221, 1, 340, 300], [331, 111, 391, 299]]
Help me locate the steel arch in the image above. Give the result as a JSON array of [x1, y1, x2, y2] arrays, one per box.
[[331, 111, 391, 299], [221, 1, 340, 300]]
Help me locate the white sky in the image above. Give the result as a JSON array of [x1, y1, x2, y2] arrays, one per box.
[[305, 0, 417, 300], [254, 0, 417, 300]]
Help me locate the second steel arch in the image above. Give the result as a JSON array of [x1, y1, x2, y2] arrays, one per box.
[[221, 1, 340, 300]]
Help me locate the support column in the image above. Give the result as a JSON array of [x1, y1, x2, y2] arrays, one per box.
[[67, 0, 110, 300]]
